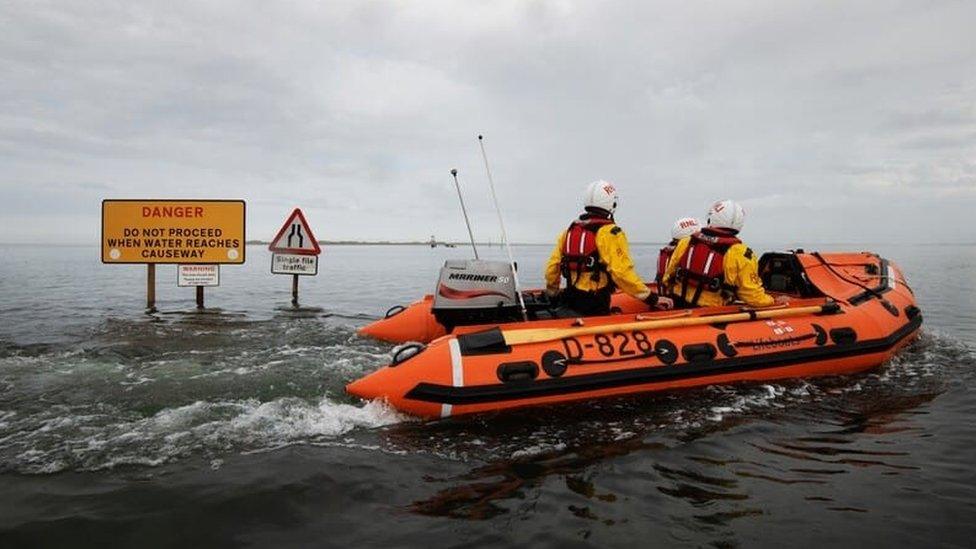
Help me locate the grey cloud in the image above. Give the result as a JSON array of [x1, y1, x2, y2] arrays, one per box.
[[1, 1, 974, 245]]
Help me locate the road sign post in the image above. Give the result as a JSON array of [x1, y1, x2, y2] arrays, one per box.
[[269, 208, 321, 307], [292, 274, 299, 307], [147, 264, 156, 313], [177, 265, 220, 310], [102, 200, 245, 312]]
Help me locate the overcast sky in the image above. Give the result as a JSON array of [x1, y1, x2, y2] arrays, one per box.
[[1, 1, 974, 245]]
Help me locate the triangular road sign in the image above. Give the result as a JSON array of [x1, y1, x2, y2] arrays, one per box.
[[269, 208, 321, 255]]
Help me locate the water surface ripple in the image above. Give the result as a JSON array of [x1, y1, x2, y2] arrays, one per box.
[[0, 243, 973, 547]]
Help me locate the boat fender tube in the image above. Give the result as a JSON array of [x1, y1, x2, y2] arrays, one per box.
[[542, 350, 568, 378], [497, 361, 539, 383], [905, 305, 921, 320], [385, 305, 407, 319], [391, 343, 426, 366], [812, 324, 828, 346], [682, 343, 717, 363], [830, 327, 858, 345], [655, 340, 678, 364], [716, 334, 737, 357]]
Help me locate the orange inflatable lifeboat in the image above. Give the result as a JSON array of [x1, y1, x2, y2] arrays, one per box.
[[348, 251, 921, 418]]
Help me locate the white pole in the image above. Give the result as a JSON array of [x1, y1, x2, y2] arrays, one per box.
[[450, 169, 479, 259], [477, 135, 528, 321]]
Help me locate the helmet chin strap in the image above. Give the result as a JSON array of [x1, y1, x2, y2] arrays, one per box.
[[705, 225, 740, 236], [584, 206, 613, 218]]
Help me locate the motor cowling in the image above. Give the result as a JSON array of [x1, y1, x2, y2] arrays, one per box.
[[432, 260, 521, 329]]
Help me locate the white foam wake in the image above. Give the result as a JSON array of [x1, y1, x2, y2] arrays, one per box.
[[5, 396, 409, 474]]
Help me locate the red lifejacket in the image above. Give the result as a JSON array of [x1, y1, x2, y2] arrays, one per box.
[[560, 214, 614, 287], [673, 228, 742, 305], [655, 240, 678, 289]]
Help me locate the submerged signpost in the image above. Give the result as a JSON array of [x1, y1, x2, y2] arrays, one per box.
[[177, 264, 220, 308], [101, 200, 246, 312], [269, 208, 321, 306]]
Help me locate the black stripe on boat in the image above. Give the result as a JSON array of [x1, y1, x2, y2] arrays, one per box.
[[404, 315, 922, 405]]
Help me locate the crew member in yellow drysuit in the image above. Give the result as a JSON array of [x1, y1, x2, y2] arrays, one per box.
[[545, 180, 673, 317], [662, 199, 788, 308]]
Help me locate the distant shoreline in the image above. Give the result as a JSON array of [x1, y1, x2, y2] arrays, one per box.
[[2, 240, 975, 247], [244, 240, 555, 247]]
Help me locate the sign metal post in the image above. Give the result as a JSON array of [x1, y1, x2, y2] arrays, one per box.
[[177, 264, 220, 310], [147, 264, 156, 313]]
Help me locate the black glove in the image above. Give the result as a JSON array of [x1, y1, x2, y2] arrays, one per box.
[[644, 293, 674, 310]]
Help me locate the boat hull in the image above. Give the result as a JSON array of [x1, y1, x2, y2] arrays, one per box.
[[348, 252, 922, 418]]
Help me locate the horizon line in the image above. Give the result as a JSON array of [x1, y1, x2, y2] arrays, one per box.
[[2, 240, 975, 247]]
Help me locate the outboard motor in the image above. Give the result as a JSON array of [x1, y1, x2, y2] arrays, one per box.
[[759, 251, 818, 296], [432, 260, 523, 330]]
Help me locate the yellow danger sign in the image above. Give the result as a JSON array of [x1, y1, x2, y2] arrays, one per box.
[[102, 200, 246, 264]]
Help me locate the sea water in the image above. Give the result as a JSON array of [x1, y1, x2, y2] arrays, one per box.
[[0, 243, 973, 547]]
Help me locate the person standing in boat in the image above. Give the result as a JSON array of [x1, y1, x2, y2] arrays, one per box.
[[661, 199, 789, 308], [545, 180, 674, 317], [655, 216, 701, 292]]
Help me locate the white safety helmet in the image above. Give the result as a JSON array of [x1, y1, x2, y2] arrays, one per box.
[[583, 180, 618, 214], [670, 217, 701, 240], [706, 199, 745, 232]]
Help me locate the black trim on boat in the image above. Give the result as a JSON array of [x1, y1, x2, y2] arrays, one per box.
[[847, 258, 893, 305], [457, 328, 512, 356], [829, 327, 858, 345], [717, 334, 737, 357], [812, 324, 828, 346], [817, 302, 842, 315], [497, 361, 539, 382], [404, 315, 922, 405], [682, 343, 717, 363]]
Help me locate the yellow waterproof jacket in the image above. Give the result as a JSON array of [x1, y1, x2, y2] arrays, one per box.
[[545, 224, 651, 301], [661, 236, 775, 308]]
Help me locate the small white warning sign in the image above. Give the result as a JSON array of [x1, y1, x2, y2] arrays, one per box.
[[177, 264, 220, 287], [272, 253, 318, 276], [269, 208, 321, 255]]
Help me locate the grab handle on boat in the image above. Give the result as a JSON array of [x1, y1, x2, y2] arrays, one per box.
[[385, 305, 407, 318], [497, 361, 539, 382], [391, 343, 426, 366]]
